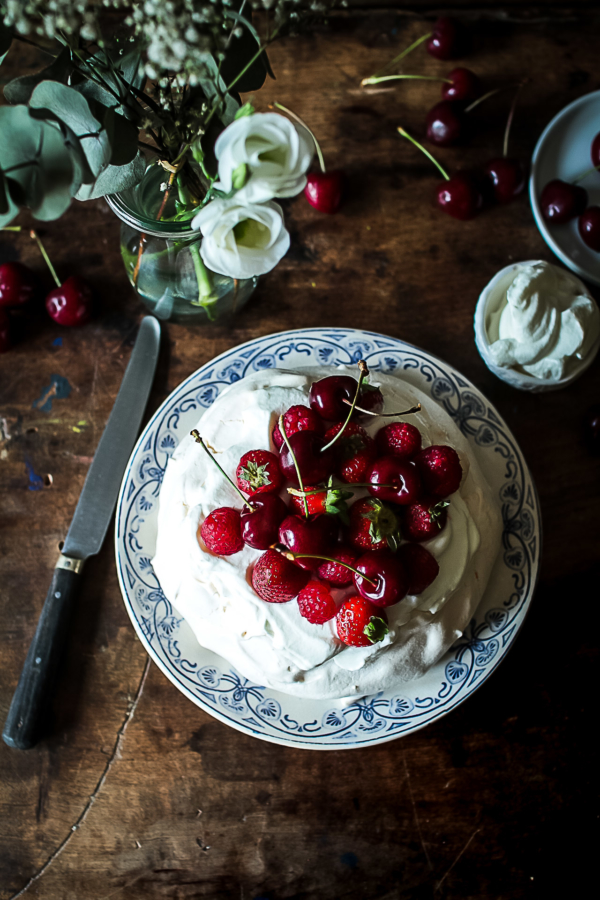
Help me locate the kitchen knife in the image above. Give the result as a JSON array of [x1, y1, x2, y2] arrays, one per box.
[[3, 316, 161, 750]]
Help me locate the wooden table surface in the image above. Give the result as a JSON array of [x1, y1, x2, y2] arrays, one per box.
[[1, 7, 599, 899]]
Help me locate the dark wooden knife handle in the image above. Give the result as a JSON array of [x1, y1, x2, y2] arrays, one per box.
[[2, 559, 83, 750]]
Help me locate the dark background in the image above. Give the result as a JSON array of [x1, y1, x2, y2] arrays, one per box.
[[1, 6, 599, 899]]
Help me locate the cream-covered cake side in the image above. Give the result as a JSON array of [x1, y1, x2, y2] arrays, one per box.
[[152, 366, 502, 700]]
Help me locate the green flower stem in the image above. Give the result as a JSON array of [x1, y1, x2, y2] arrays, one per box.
[[189, 244, 218, 321], [365, 31, 432, 81], [272, 101, 326, 174], [30, 230, 61, 288], [279, 415, 309, 518], [0, 226, 22, 231], [573, 164, 600, 184], [190, 430, 256, 509], [288, 484, 396, 496], [397, 128, 449, 181], [342, 399, 422, 418], [321, 360, 369, 452], [362, 74, 451, 87], [282, 551, 376, 585]]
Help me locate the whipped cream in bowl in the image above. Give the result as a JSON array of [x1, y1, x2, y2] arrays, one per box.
[[475, 260, 600, 391]]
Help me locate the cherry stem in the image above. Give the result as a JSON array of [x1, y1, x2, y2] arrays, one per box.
[[29, 230, 61, 287], [370, 31, 432, 79], [397, 128, 449, 181], [362, 73, 451, 87], [280, 549, 377, 586], [343, 399, 422, 418], [190, 430, 256, 510], [503, 80, 528, 158], [573, 163, 600, 185], [320, 360, 369, 452], [279, 415, 309, 518], [271, 101, 326, 174], [464, 83, 522, 115], [288, 483, 397, 497]]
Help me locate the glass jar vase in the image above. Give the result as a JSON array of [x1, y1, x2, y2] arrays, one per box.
[[106, 164, 258, 324]]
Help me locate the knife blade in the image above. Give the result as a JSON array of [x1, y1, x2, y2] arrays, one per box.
[[3, 316, 161, 750]]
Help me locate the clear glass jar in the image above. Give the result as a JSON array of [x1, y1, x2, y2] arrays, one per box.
[[106, 164, 258, 324]]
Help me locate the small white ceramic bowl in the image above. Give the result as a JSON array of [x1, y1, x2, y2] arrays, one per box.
[[530, 91, 600, 287], [474, 260, 600, 392]]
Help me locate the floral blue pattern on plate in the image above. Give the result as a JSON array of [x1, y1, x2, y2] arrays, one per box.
[[114, 328, 541, 749]]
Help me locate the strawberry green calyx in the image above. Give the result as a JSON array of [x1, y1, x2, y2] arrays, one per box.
[[363, 616, 390, 644], [429, 500, 450, 527], [240, 460, 272, 491], [362, 499, 400, 550]]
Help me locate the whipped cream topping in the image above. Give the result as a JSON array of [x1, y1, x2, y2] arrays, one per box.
[[152, 366, 501, 700], [486, 261, 600, 381]]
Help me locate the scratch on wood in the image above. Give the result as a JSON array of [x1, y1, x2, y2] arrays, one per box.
[[434, 828, 481, 892], [4, 656, 151, 900], [402, 752, 433, 871]]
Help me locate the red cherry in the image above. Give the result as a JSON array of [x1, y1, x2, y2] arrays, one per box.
[[278, 514, 338, 572], [309, 375, 383, 422], [240, 494, 289, 550], [304, 170, 345, 215], [45, 275, 92, 326], [353, 549, 409, 607], [0, 309, 12, 353], [278, 430, 337, 485], [441, 68, 481, 103], [426, 17, 464, 60], [426, 101, 464, 147], [540, 180, 587, 225], [0, 262, 37, 308], [578, 207, 600, 251], [366, 457, 422, 506], [591, 132, 600, 168], [436, 173, 483, 220], [398, 543, 440, 594], [483, 157, 526, 204]]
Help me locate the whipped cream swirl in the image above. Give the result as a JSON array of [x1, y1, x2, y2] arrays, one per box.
[[487, 261, 600, 381], [152, 367, 501, 700]]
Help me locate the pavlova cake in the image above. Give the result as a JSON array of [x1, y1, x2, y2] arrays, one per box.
[[152, 364, 502, 700]]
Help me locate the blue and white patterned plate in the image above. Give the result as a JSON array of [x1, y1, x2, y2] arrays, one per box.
[[114, 328, 541, 749]]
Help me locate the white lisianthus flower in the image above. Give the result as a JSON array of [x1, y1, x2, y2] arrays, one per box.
[[192, 198, 290, 279], [214, 112, 314, 204]]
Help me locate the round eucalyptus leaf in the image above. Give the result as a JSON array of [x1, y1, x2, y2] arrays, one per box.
[[75, 151, 146, 201], [4, 47, 73, 104], [0, 106, 74, 222], [29, 81, 111, 177], [104, 107, 139, 167]]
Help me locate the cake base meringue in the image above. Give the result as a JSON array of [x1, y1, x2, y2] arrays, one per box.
[[152, 367, 502, 700]]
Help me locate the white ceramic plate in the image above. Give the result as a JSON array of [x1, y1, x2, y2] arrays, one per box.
[[530, 90, 600, 286], [115, 328, 541, 750]]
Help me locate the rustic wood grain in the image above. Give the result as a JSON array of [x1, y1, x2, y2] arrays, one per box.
[[1, 10, 599, 900]]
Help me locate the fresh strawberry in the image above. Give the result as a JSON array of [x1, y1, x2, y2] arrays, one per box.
[[199, 506, 244, 555], [252, 548, 310, 603], [375, 422, 422, 460], [402, 498, 449, 543], [346, 497, 400, 552], [236, 449, 283, 496], [336, 596, 389, 647], [323, 421, 378, 483], [398, 543, 440, 594], [272, 404, 324, 450], [297, 581, 338, 624], [317, 544, 359, 586], [415, 445, 462, 498], [289, 476, 353, 522]]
